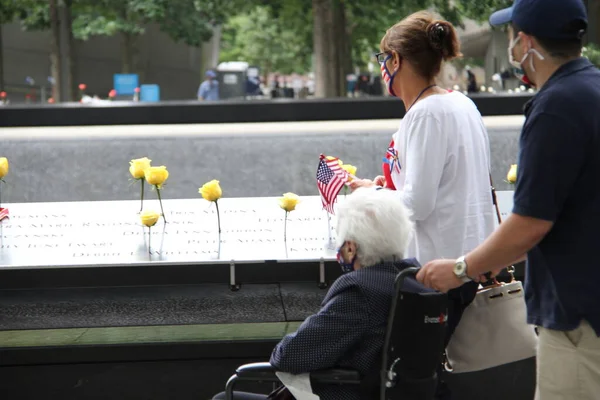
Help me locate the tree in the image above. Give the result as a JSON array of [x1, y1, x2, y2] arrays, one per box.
[[72, 0, 163, 74], [223, 0, 509, 98], [49, 0, 62, 101], [583, 43, 600, 67], [11, 0, 76, 101], [310, 0, 476, 98], [455, 0, 513, 23], [14, 0, 70, 101], [220, 4, 312, 77], [5, 0, 229, 100], [158, 0, 230, 47], [0, 0, 25, 91], [311, 0, 464, 98], [73, 0, 230, 74]]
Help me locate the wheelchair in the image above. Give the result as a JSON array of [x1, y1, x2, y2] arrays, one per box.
[[223, 267, 448, 400]]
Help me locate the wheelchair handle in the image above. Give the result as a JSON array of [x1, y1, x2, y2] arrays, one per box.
[[395, 266, 420, 288]]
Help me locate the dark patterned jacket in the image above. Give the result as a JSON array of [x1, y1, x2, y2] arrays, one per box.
[[270, 259, 433, 400]]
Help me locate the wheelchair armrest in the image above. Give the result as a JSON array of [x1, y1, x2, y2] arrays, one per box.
[[234, 362, 361, 385], [311, 368, 362, 384], [235, 362, 280, 381]]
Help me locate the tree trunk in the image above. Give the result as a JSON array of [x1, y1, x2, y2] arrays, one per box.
[[333, 0, 352, 97], [329, 0, 342, 97], [263, 61, 271, 90], [312, 0, 326, 97], [49, 0, 62, 102], [66, 0, 76, 101], [59, 0, 74, 101], [312, 0, 338, 98], [339, 1, 353, 94]]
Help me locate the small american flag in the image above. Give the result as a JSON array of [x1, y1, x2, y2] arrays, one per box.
[[317, 156, 349, 214]]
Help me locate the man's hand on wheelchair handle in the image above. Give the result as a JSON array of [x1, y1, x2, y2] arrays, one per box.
[[417, 259, 485, 293]]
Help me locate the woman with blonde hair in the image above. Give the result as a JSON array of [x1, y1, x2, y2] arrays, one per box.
[[351, 11, 496, 399]]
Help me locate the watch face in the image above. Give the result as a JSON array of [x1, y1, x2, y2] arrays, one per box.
[[454, 261, 466, 276]]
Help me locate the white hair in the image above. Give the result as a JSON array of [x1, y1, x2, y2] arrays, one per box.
[[336, 187, 414, 267]]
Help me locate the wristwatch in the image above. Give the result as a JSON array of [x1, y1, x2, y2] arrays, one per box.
[[453, 256, 472, 283]]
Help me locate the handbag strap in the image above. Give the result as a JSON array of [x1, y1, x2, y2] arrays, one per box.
[[489, 174, 502, 225], [485, 174, 516, 282]]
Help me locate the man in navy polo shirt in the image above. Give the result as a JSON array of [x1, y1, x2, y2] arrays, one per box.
[[416, 0, 600, 397]]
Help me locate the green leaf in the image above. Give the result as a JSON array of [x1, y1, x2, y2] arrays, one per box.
[[583, 43, 600, 68]]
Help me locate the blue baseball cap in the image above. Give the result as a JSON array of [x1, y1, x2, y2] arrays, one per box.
[[206, 70, 217, 78], [489, 0, 587, 40]]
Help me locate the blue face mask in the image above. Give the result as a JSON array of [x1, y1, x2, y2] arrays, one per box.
[[337, 246, 356, 273]]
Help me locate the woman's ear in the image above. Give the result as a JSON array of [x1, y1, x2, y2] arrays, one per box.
[[392, 51, 401, 70]]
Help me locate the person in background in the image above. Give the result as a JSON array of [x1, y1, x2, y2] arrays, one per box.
[[370, 75, 383, 96], [417, 0, 600, 399], [465, 66, 478, 93], [346, 73, 357, 97], [349, 11, 496, 398], [500, 68, 512, 90], [270, 74, 280, 98], [197, 70, 219, 101], [246, 76, 262, 97]]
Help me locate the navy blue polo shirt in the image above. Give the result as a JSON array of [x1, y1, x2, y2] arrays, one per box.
[[513, 58, 600, 335]]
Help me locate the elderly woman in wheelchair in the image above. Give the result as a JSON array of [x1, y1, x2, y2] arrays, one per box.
[[213, 188, 449, 400]]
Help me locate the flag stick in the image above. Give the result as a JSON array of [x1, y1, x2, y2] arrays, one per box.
[[326, 211, 333, 244]]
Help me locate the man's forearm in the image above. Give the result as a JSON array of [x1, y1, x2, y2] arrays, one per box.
[[466, 214, 551, 277]]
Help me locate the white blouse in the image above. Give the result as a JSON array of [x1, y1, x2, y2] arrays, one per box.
[[392, 91, 495, 264]]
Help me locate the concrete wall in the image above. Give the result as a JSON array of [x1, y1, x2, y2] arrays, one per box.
[[0, 117, 523, 204], [1, 22, 220, 101]]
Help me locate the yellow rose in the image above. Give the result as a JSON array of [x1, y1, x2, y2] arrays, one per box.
[[326, 155, 343, 166], [140, 210, 160, 227], [0, 157, 8, 179], [507, 164, 517, 184], [199, 179, 222, 202], [129, 157, 151, 179], [278, 192, 300, 212], [341, 164, 357, 180], [145, 166, 169, 187]]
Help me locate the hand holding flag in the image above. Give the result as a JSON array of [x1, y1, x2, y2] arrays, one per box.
[[316, 154, 351, 214]]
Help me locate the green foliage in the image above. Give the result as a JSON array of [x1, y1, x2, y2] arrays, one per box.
[[158, 0, 223, 46], [455, 0, 513, 23], [74, 0, 230, 46], [583, 43, 600, 67], [9, 0, 50, 31], [72, 0, 162, 40], [346, 0, 468, 70], [453, 56, 485, 70], [0, 0, 24, 24], [220, 4, 311, 74], [5, 0, 226, 47], [219, 0, 505, 74]]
